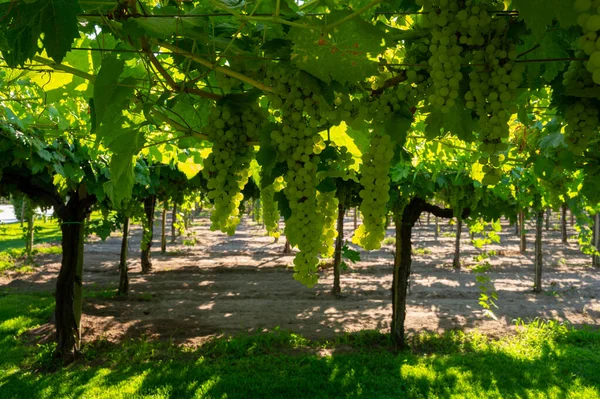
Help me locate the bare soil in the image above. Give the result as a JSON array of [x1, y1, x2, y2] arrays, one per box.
[[2, 212, 599, 346]]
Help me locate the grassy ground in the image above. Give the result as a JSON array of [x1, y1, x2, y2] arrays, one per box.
[[0, 218, 61, 253], [0, 218, 62, 273], [0, 292, 599, 399]]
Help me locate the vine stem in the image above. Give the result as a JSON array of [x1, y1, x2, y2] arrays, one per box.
[[140, 38, 222, 100], [157, 41, 277, 93], [32, 56, 96, 81]]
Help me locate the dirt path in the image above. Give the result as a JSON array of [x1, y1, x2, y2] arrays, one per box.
[[2, 213, 599, 345]]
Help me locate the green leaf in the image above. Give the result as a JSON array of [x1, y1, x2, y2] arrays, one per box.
[[316, 177, 337, 192], [380, 106, 413, 147], [288, 10, 386, 84], [40, 0, 82, 64], [107, 130, 145, 205], [512, 0, 554, 39], [342, 244, 360, 263], [425, 105, 474, 141], [274, 191, 292, 220], [94, 55, 125, 125]]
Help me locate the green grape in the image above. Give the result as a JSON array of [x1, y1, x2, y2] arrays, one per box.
[[352, 133, 394, 250], [317, 190, 339, 258], [564, 99, 600, 154], [423, 0, 464, 114], [202, 103, 266, 235]]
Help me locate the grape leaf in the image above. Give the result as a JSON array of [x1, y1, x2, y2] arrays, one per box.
[[425, 106, 474, 141], [94, 55, 125, 125], [41, 0, 82, 64], [108, 130, 145, 205], [511, 0, 554, 39], [288, 10, 386, 84], [518, 30, 573, 84]]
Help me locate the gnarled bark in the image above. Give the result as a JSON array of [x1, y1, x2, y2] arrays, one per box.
[[118, 217, 130, 296], [534, 210, 543, 293], [332, 204, 345, 295]]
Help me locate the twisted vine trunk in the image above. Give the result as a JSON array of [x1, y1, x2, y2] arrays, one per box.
[[141, 195, 156, 274], [55, 198, 88, 361], [452, 217, 462, 270], [593, 213, 600, 268], [283, 238, 292, 254], [561, 203, 568, 244], [391, 210, 413, 350], [25, 212, 34, 253], [519, 210, 526, 253], [332, 204, 345, 295], [171, 203, 177, 243], [161, 202, 167, 254], [118, 217, 130, 296], [534, 210, 543, 293], [545, 208, 550, 231]]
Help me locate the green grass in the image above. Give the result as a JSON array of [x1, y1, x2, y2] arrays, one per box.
[[0, 292, 599, 398], [0, 218, 62, 273], [0, 218, 61, 253]]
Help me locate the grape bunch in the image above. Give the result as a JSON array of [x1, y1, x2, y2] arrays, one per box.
[[575, 0, 600, 84], [564, 99, 599, 154], [464, 30, 523, 184], [202, 103, 265, 235], [317, 190, 339, 258], [352, 133, 394, 250], [420, 0, 463, 114], [261, 176, 284, 240], [264, 66, 329, 287]]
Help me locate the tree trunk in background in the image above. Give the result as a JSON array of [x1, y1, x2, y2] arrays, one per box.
[[519, 210, 526, 253], [593, 213, 600, 268], [515, 216, 520, 237], [434, 217, 439, 241], [545, 208, 550, 231], [141, 195, 156, 273], [570, 210, 575, 226], [534, 210, 544, 293], [171, 203, 177, 243], [20, 198, 26, 227], [452, 217, 462, 269], [25, 212, 34, 253], [161, 202, 167, 254], [354, 208, 358, 230], [332, 204, 345, 295], [283, 238, 292, 254], [55, 200, 87, 361], [118, 217, 130, 296], [561, 203, 568, 244]]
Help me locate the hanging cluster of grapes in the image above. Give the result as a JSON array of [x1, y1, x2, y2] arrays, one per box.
[[421, 0, 463, 114], [352, 133, 394, 250], [264, 66, 329, 287], [202, 103, 266, 235], [261, 176, 285, 240], [317, 190, 339, 258], [559, 0, 600, 153]]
